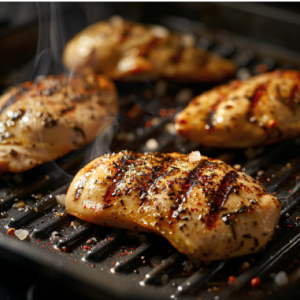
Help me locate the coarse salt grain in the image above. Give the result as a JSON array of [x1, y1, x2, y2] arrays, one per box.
[[51, 231, 60, 242], [274, 271, 288, 286], [55, 194, 66, 207], [189, 151, 201, 162], [164, 123, 176, 135], [145, 138, 159, 151], [15, 229, 29, 241]]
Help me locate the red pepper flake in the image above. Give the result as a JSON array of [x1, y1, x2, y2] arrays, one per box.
[[125, 251, 130, 254], [192, 208, 198, 212], [41, 246, 44, 249], [120, 253, 124, 257], [179, 119, 187, 124], [251, 277, 261, 288], [112, 262, 115, 265], [108, 238, 112, 241], [83, 246, 90, 250], [37, 239, 40, 243], [228, 276, 236, 283], [289, 190, 292, 193], [196, 202, 201, 205]]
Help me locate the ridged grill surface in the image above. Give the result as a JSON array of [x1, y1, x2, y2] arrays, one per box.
[[1, 14, 300, 300]]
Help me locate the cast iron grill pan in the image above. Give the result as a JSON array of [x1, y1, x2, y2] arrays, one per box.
[[1, 15, 300, 300]]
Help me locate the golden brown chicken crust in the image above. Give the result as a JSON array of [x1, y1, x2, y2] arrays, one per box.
[[0, 74, 118, 172], [62, 16, 236, 83], [66, 150, 280, 261], [175, 70, 300, 148]]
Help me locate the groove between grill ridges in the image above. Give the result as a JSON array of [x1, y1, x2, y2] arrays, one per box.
[[2, 139, 299, 295], [0, 88, 299, 298], [113, 240, 156, 273], [8, 184, 69, 228]]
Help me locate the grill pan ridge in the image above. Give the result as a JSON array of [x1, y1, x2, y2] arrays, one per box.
[[1, 11, 300, 300]]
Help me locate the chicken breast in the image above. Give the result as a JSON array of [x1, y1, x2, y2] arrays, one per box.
[[175, 70, 300, 148], [62, 16, 236, 82], [0, 74, 118, 173], [66, 150, 280, 261]]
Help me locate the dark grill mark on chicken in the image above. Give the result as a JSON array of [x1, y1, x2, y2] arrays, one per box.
[[176, 70, 300, 148], [103, 154, 134, 204], [63, 16, 236, 83], [66, 151, 280, 261], [212, 170, 239, 212], [172, 160, 209, 216], [0, 74, 118, 173], [206, 95, 226, 130]]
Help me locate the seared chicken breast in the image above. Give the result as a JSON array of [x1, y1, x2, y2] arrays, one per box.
[[66, 150, 280, 261], [62, 16, 236, 82], [0, 74, 118, 173], [175, 70, 300, 148]]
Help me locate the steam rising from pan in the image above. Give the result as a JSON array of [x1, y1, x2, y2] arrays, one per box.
[[274, 179, 300, 205], [84, 117, 118, 164], [7, 3, 65, 83], [38, 117, 118, 181], [6, 3, 119, 179]]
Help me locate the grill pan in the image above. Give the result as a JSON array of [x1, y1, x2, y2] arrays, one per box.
[[1, 7, 300, 300]]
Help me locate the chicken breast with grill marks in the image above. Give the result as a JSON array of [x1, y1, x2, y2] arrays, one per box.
[[62, 16, 236, 82], [66, 150, 280, 261], [175, 70, 300, 148], [0, 74, 118, 173]]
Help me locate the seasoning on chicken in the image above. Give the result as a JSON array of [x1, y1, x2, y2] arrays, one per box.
[[65, 150, 280, 261], [62, 16, 236, 82], [175, 70, 300, 148], [0, 74, 118, 173]]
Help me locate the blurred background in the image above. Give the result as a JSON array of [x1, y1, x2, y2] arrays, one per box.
[[0, 2, 300, 300], [1, 2, 300, 85], [1, 2, 300, 50]]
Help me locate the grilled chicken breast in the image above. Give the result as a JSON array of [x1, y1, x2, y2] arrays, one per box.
[[0, 74, 118, 173], [66, 150, 280, 261], [175, 70, 300, 148], [62, 16, 236, 82]]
